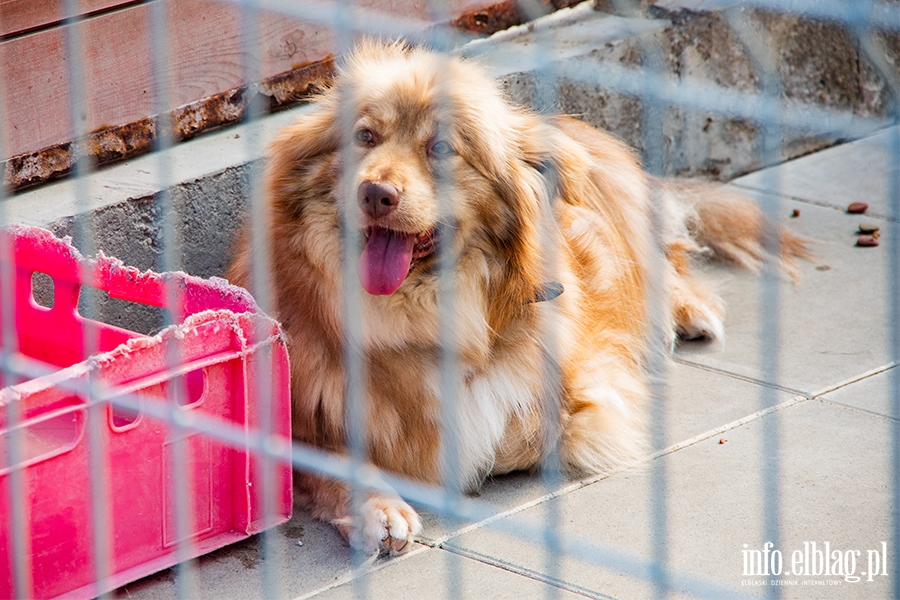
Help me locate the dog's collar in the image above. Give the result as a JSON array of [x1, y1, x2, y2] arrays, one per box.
[[529, 281, 564, 303]]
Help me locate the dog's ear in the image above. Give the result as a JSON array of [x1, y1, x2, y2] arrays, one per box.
[[268, 101, 340, 171], [264, 97, 343, 220], [456, 112, 553, 321]]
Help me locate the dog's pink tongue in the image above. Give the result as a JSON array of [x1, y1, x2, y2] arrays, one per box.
[[357, 228, 416, 295]]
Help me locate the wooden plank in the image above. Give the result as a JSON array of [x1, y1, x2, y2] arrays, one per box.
[[0, 0, 521, 159], [0, 5, 154, 157], [0, 0, 135, 39]]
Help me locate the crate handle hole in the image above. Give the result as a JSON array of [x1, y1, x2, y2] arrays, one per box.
[[78, 285, 173, 336], [165, 369, 206, 408], [0, 408, 84, 473], [110, 401, 142, 431], [31, 271, 54, 310]]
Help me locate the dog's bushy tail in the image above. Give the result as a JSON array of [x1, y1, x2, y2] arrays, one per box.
[[664, 179, 814, 279]]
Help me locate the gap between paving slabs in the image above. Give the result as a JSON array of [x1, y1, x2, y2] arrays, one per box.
[[433, 545, 619, 600], [812, 362, 900, 423]]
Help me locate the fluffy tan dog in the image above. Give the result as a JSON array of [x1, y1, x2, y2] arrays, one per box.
[[227, 41, 807, 553]]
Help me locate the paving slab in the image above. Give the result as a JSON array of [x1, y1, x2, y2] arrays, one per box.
[[120, 528, 595, 599], [663, 361, 797, 447], [732, 125, 900, 219], [677, 192, 893, 395], [443, 400, 892, 599], [816, 363, 898, 421]]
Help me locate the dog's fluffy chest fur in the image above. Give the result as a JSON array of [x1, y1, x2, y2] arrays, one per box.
[[362, 332, 549, 490]]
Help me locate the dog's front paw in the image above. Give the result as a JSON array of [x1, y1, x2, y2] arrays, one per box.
[[333, 495, 422, 555]]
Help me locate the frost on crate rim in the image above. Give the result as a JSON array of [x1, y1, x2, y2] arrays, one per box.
[[0, 224, 283, 403], [3, 223, 261, 315]]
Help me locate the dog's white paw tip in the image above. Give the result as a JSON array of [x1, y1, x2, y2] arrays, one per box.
[[340, 496, 422, 555]]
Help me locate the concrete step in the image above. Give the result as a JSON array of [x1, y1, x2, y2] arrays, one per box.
[[465, 0, 894, 179]]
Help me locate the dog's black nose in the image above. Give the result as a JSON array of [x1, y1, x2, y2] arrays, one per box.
[[358, 181, 399, 219]]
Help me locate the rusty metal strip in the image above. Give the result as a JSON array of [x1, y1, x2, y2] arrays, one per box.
[[451, 0, 581, 36]]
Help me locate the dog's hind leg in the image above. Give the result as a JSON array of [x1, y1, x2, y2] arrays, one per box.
[[665, 240, 725, 344], [558, 358, 650, 476], [671, 275, 725, 344]]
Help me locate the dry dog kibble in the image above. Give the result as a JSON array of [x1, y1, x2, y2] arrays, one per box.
[[857, 235, 879, 247], [719, 438, 727, 444], [791, 208, 800, 218], [847, 202, 869, 214], [858, 223, 880, 234]]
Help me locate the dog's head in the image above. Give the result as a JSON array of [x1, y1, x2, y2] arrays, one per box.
[[270, 41, 555, 305]]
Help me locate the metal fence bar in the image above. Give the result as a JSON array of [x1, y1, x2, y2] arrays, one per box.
[[850, 43, 900, 600], [631, 12, 676, 599], [213, 0, 900, 36], [527, 15, 567, 600], [237, 0, 283, 596], [0, 234, 29, 594], [145, 0, 203, 597], [720, 9, 789, 600], [872, 3, 900, 590], [428, 6, 468, 595], [329, 4, 376, 596], [883, 102, 898, 600], [215, 0, 459, 45], [59, 1, 114, 597], [0, 19, 33, 598]]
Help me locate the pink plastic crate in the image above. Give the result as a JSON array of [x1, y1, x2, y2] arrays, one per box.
[[0, 225, 292, 599]]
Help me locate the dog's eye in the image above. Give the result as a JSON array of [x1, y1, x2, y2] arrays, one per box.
[[355, 129, 375, 145], [429, 140, 455, 157]]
